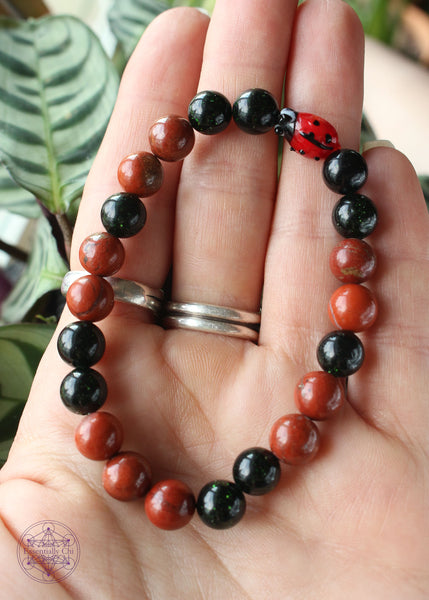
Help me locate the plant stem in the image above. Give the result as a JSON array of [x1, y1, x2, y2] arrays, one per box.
[[56, 213, 72, 264], [0, 239, 28, 262]]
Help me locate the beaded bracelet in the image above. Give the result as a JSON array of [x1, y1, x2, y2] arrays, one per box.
[[57, 88, 378, 531]]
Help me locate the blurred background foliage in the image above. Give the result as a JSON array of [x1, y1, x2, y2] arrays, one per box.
[[0, 0, 427, 467]]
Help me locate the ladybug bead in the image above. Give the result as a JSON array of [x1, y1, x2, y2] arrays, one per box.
[[275, 108, 340, 160]]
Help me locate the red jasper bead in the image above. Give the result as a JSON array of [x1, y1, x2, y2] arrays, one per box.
[[269, 414, 320, 465], [79, 232, 125, 277], [328, 283, 378, 332], [329, 238, 377, 283], [117, 151, 163, 197], [103, 451, 152, 501], [294, 371, 345, 420], [145, 479, 196, 530], [66, 275, 114, 322], [75, 411, 123, 460], [149, 115, 195, 162]]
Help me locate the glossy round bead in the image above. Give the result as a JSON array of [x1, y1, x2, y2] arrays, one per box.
[[294, 371, 345, 420], [332, 194, 378, 239], [79, 232, 125, 277], [188, 90, 232, 135], [103, 451, 152, 501], [232, 447, 281, 495], [57, 321, 105, 367], [75, 411, 123, 460], [269, 414, 320, 465], [149, 115, 195, 162], [317, 330, 365, 377], [60, 368, 107, 414], [329, 238, 377, 283], [323, 149, 368, 194], [196, 480, 246, 529], [66, 275, 114, 322], [117, 151, 163, 197], [232, 88, 279, 135], [329, 283, 378, 332], [101, 193, 146, 238], [145, 480, 196, 530]]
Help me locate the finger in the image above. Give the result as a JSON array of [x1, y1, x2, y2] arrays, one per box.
[[172, 0, 297, 311], [70, 8, 209, 290], [261, 0, 365, 355], [348, 147, 429, 442]]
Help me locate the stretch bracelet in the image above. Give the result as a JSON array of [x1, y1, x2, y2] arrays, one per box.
[[58, 88, 378, 531]]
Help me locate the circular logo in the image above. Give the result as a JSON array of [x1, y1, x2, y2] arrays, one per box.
[[17, 521, 80, 584]]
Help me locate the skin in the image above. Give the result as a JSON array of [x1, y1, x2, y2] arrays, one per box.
[[0, 1, 428, 598]]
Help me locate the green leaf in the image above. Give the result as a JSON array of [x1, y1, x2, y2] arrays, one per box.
[[0, 161, 40, 218], [108, 0, 172, 63], [1, 216, 67, 323], [0, 16, 119, 216], [0, 321, 55, 464]]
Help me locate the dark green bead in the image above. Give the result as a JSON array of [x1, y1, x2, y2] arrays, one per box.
[[323, 149, 368, 194], [60, 368, 107, 414], [233, 447, 281, 495], [197, 480, 246, 529], [188, 91, 232, 135], [101, 193, 146, 238], [317, 330, 364, 377], [332, 194, 378, 239], [57, 321, 105, 367], [232, 88, 279, 135]]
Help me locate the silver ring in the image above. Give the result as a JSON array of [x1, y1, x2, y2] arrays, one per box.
[[166, 301, 261, 325], [61, 271, 163, 315], [163, 301, 260, 341], [163, 315, 259, 341]]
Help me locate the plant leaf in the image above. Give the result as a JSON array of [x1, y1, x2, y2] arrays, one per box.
[[1, 216, 67, 323], [0, 321, 55, 464], [108, 0, 172, 63], [0, 161, 40, 218], [0, 15, 119, 216]]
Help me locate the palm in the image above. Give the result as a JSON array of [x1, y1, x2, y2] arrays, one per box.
[[1, 1, 428, 598]]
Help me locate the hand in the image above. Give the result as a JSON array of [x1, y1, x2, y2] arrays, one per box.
[[1, 1, 428, 598]]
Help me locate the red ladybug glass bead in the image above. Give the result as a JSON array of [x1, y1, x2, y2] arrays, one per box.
[[269, 414, 320, 465], [117, 151, 163, 197], [103, 451, 152, 501], [66, 275, 114, 322], [149, 115, 195, 162], [275, 108, 340, 160], [328, 283, 378, 332], [75, 412, 123, 460], [79, 232, 125, 277], [145, 480, 196, 530], [329, 238, 377, 283], [294, 371, 345, 420]]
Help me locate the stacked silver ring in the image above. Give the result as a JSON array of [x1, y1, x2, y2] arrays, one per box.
[[62, 272, 260, 341], [163, 301, 260, 341]]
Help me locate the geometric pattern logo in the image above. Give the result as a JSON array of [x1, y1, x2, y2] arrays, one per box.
[[17, 521, 80, 584]]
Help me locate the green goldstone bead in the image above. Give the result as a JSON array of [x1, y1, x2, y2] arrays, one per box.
[[233, 88, 279, 134], [197, 480, 245, 529], [188, 91, 232, 135], [60, 368, 107, 414], [57, 321, 105, 367], [101, 193, 146, 238]]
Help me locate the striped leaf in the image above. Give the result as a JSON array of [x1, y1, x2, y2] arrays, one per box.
[[0, 161, 40, 218], [108, 0, 173, 62], [1, 216, 67, 323], [0, 321, 55, 465], [0, 16, 119, 216]]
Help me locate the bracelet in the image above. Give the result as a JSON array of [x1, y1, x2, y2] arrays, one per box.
[[57, 88, 378, 531]]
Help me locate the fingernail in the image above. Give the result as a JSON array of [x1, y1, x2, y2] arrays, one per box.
[[362, 140, 395, 152]]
